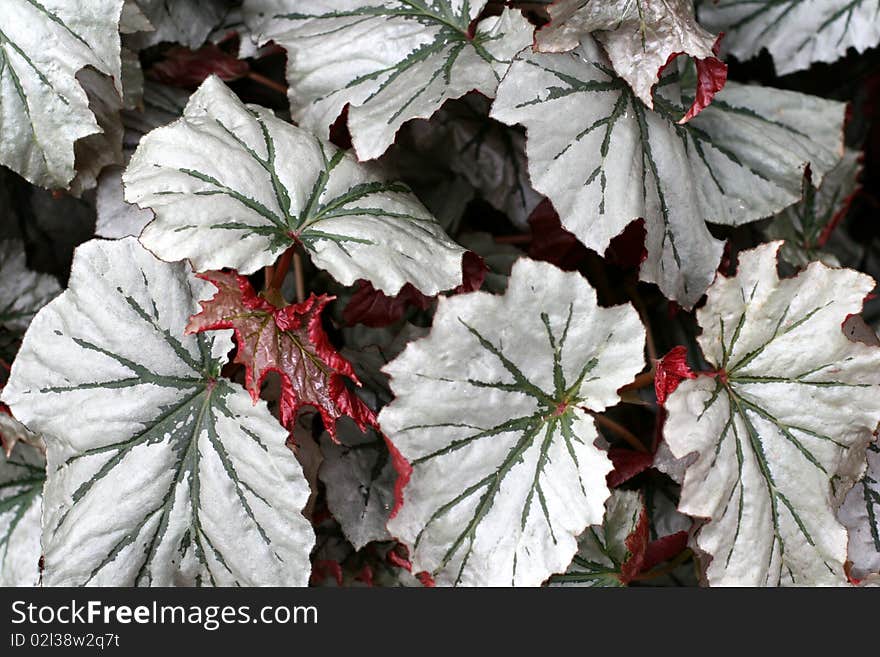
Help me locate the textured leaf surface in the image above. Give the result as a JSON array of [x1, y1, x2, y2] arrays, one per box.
[[550, 489, 647, 587], [0, 0, 124, 188], [700, 0, 880, 75], [186, 270, 376, 437], [1, 238, 314, 586], [0, 240, 60, 334], [0, 441, 44, 587], [490, 38, 846, 306], [124, 76, 464, 295], [664, 242, 880, 586], [537, 0, 724, 116], [244, 1, 533, 160], [839, 444, 880, 580], [381, 258, 646, 585]]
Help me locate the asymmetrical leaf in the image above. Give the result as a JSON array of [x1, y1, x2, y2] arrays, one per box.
[[187, 270, 376, 437], [0, 240, 60, 334], [1, 238, 314, 586], [490, 38, 846, 306], [550, 489, 647, 587], [243, 1, 534, 160], [380, 258, 646, 586], [536, 0, 726, 118], [663, 242, 880, 586], [124, 76, 465, 296], [764, 149, 861, 268], [0, 441, 44, 587], [699, 0, 880, 76], [839, 444, 880, 580], [0, 0, 124, 189]]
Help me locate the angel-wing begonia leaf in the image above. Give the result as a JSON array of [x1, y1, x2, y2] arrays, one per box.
[[0, 441, 44, 587], [186, 270, 377, 437], [699, 0, 880, 76], [490, 38, 846, 307], [663, 242, 880, 586], [124, 76, 465, 296], [0, 0, 124, 189], [764, 149, 861, 268], [0, 238, 314, 586], [536, 0, 726, 119], [839, 444, 880, 580], [0, 240, 60, 334], [550, 490, 647, 587], [380, 258, 646, 586], [243, 1, 533, 160]]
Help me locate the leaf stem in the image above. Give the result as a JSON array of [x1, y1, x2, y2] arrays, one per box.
[[293, 252, 306, 304], [587, 410, 648, 453], [246, 71, 288, 96]]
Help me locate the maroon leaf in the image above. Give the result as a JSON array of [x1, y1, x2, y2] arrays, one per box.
[[619, 503, 650, 584], [606, 447, 654, 488], [605, 218, 648, 269], [148, 43, 249, 89], [642, 531, 689, 573], [527, 199, 589, 271], [186, 271, 376, 438], [654, 346, 696, 406]]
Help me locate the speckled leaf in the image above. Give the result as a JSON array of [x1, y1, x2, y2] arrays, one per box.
[[1, 237, 314, 586], [490, 38, 845, 306], [124, 76, 465, 296], [380, 258, 646, 586], [0, 0, 124, 189], [243, 1, 534, 160], [699, 0, 880, 76], [0, 441, 44, 587], [664, 242, 880, 586]]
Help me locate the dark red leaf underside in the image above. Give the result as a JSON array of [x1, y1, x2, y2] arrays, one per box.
[[186, 271, 376, 439], [606, 447, 655, 488], [654, 346, 696, 406], [619, 503, 650, 584], [148, 43, 250, 89]]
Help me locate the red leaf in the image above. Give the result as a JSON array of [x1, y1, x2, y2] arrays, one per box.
[[654, 346, 696, 406], [642, 531, 689, 573], [186, 271, 376, 438], [386, 543, 412, 571], [606, 447, 654, 488], [415, 571, 436, 587], [619, 504, 650, 584], [527, 199, 589, 271], [342, 253, 485, 328], [384, 434, 412, 520], [329, 104, 353, 150], [678, 36, 728, 124], [148, 44, 249, 89]]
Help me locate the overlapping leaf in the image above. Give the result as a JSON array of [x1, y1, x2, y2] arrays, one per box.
[[550, 490, 647, 587], [839, 443, 880, 580], [663, 242, 880, 586], [699, 0, 880, 76], [1, 238, 314, 586], [243, 1, 533, 160], [490, 37, 845, 306], [380, 258, 646, 586], [124, 76, 465, 296], [125, 0, 229, 50], [764, 149, 862, 268], [0, 441, 44, 587], [0, 0, 124, 189], [186, 270, 376, 437], [536, 0, 727, 120], [0, 240, 60, 334]]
